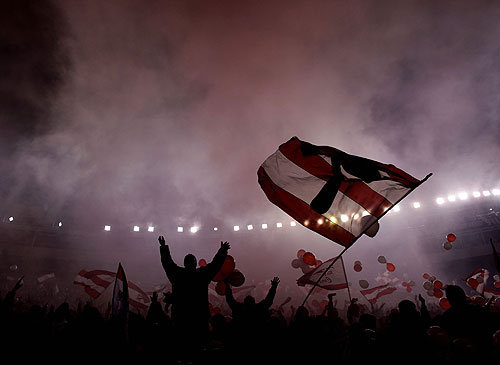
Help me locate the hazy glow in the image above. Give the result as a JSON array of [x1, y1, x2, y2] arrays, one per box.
[[317, 218, 324, 225], [190, 226, 199, 233], [447, 195, 456, 202], [458, 192, 468, 200], [331, 216, 338, 224], [304, 220, 309, 226], [104, 225, 111, 231], [148, 226, 154, 232], [261, 223, 268, 229], [483, 190, 491, 196], [233, 225, 239, 231], [276, 222, 282, 228], [290, 221, 296, 227], [247, 224, 253, 230], [436, 197, 445, 205], [133, 225, 140, 232], [340, 214, 349, 222], [413, 202, 421, 208], [393, 205, 401, 212], [177, 226, 183, 233], [472, 191, 481, 198]]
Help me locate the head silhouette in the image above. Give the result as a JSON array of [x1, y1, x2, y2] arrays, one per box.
[[445, 285, 467, 307], [184, 254, 197, 270], [398, 300, 417, 316], [243, 295, 256, 306]]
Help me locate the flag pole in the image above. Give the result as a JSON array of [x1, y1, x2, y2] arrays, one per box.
[[340, 256, 352, 302], [301, 172, 432, 307]]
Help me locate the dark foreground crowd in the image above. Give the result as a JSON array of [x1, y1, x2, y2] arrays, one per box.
[[0, 238, 499, 364]]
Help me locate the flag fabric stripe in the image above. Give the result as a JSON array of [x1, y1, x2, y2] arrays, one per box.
[[258, 166, 355, 246], [279, 139, 395, 216]]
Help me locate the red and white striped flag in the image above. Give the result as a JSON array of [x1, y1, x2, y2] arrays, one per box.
[[360, 283, 397, 304], [465, 268, 500, 296], [37, 272, 56, 284], [73, 268, 151, 309], [258, 137, 424, 247], [297, 257, 348, 290]]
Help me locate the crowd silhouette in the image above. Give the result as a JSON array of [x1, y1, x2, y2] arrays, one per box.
[[0, 236, 499, 363]]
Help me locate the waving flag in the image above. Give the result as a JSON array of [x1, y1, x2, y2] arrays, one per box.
[[74, 268, 151, 309], [112, 263, 129, 320], [297, 257, 348, 290], [360, 284, 397, 304], [465, 268, 500, 296], [258, 137, 426, 247]]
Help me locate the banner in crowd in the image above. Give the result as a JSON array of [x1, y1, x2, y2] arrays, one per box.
[[297, 257, 348, 290], [258, 137, 424, 247], [360, 283, 397, 304]]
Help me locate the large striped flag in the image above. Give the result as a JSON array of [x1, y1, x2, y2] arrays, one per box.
[[297, 256, 348, 290], [258, 137, 425, 247], [465, 268, 500, 297]]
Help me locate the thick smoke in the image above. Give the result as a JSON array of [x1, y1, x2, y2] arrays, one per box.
[[2, 0, 500, 305]]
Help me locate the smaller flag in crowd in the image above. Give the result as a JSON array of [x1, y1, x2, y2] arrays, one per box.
[[360, 283, 397, 304], [112, 263, 129, 320], [297, 257, 348, 290]]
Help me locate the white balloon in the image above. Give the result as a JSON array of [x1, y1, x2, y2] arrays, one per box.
[[443, 242, 452, 250], [423, 281, 432, 290], [409, 280, 416, 287], [377, 256, 387, 264], [359, 280, 369, 289], [427, 289, 435, 297], [354, 260, 361, 266]]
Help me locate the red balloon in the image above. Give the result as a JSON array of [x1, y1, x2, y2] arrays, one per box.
[[215, 281, 227, 296], [227, 270, 245, 287], [433, 280, 443, 289], [446, 233, 456, 242], [315, 260, 323, 267], [433, 288, 444, 298], [386, 263, 396, 272], [198, 259, 207, 267], [302, 252, 316, 265], [406, 286, 412, 293], [353, 264, 362, 272], [297, 249, 306, 259], [213, 256, 236, 282], [402, 282, 408, 287], [439, 297, 451, 310], [423, 273, 430, 279]]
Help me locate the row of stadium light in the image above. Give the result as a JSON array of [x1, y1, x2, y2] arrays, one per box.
[[3, 189, 499, 232]]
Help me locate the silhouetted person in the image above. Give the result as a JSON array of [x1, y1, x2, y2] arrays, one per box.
[[158, 235, 229, 352]]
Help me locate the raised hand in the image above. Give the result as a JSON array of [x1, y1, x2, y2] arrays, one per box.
[[271, 277, 280, 287], [158, 236, 166, 246], [150, 291, 158, 302], [220, 241, 230, 251], [418, 294, 425, 304]]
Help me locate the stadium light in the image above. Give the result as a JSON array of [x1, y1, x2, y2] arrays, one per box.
[[447, 195, 456, 202], [261, 223, 268, 229], [393, 205, 401, 212], [340, 214, 349, 222], [472, 191, 481, 198], [104, 225, 111, 231], [190, 226, 199, 233], [290, 221, 296, 227], [177, 226, 183, 233], [133, 226, 140, 232], [458, 192, 468, 200], [493, 189, 500, 196], [58, 221, 63, 227], [276, 222, 282, 228], [483, 190, 491, 197], [8, 216, 14, 222], [148, 226, 154, 232], [436, 197, 445, 205], [213, 227, 218, 231], [247, 225, 253, 230], [413, 202, 421, 209], [233, 225, 240, 231]]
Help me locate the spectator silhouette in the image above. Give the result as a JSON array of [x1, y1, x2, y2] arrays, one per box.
[[158, 235, 229, 352]]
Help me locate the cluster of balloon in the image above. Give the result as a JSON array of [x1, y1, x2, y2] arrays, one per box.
[[291, 249, 322, 274], [377, 255, 395, 272], [443, 233, 456, 250], [210, 255, 247, 295], [401, 281, 416, 293], [422, 273, 444, 297], [353, 260, 362, 272]]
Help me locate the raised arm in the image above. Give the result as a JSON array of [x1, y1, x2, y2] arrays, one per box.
[[204, 241, 230, 279], [259, 277, 279, 309], [158, 236, 180, 281], [224, 281, 239, 311]]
